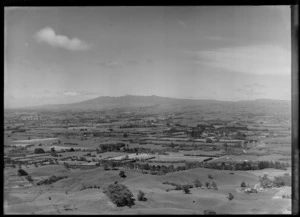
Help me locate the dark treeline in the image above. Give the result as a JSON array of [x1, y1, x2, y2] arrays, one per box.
[[99, 159, 289, 175], [97, 143, 166, 154], [202, 160, 289, 170]]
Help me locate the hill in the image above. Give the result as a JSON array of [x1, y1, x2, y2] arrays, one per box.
[[14, 95, 291, 112]]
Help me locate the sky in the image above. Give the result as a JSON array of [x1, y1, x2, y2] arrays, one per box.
[[4, 6, 291, 108]]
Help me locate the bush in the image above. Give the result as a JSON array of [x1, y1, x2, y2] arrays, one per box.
[[137, 190, 146, 201], [204, 210, 217, 215], [26, 175, 33, 182], [119, 170, 126, 178], [18, 169, 28, 176], [175, 184, 183, 190], [34, 148, 45, 154], [182, 185, 191, 194], [259, 174, 273, 188], [211, 181, 218, 190], [205, 182, 211, 189], [208, 174, 213, 179], [36, 175, 68, 185], [103, 164, 109, 170], [69, 148, 75, 152], [193, 178, 202, 188], [104, 183, 134, 207], [240, 181, 247, 188], [227, 192, 234, 201], [273, 174, 291, 187]]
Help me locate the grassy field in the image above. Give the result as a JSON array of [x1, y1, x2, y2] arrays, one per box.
[[4, 166, 291, 214]]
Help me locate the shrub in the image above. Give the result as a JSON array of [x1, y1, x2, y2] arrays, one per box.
[[183, 185, 191, 194], [26, 175, 33, 182], [104, 183, 134, 207], [119, 170, 126, 178], [193, 178, 202, 188], [211, 181, 218, 190], [208, 174, 213, 179], [273, 174, 291, 187], [137, 190, 145, 201], [69, 148, 75, 152], [18, 169, 28, 176], [240, 181, 247, 188], [34, 148, 45, 154], [205, 182, 211, 189], [259, 174, 273, 188], [175, 184, 183, 190], [227, 192, 234, 201], [36, 175, 68, 185], [103, 164, 109, 170], [204, 210, 217, 215]]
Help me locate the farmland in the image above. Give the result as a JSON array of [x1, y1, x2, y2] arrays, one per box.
[[4, 96, 292, 214]]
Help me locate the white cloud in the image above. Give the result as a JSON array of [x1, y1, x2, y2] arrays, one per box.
[[63, 91, 78, 96], [34, 27, 90, 51], [196, 45, 291, 76]]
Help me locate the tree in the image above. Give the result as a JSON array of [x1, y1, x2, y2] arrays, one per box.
[[63, 162, 69, 169], [104, 183, 134, 207], [240, 181, 247, 188], [123, 133, 128, 138], [211, 181, 218, 190], [26, 175, 33, 182], [273, 174, 291, 187], [103, 164, 109, 170], [69, 148, 75, 152], [182, 185, 191, 194], [34, 148, 45, 154], [137, 190, 146, 201], [227, 192, 234, 201], [193, 178, 202, 188], [205, 182, 211, 189], [18, 169, 28, 176], [119, 170, 126, 178], [259, 174, 273, 188]]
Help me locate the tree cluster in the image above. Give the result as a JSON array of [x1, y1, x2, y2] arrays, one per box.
[[98, 143, 126, 152], [36, 175, 68, 185], [103, 183, 134, 207], [34, 148, 45, 154]]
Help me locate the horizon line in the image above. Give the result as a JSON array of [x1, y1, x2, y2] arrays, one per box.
[[4, 94, 291, 110]]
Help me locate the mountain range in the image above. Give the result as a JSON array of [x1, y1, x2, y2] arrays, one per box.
[[15, 95, 290, 112]]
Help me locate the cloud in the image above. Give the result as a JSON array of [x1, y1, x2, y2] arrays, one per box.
[[34, 27, 90, 51], [195, 45, 291, 75], [63, 91, 78, 96]]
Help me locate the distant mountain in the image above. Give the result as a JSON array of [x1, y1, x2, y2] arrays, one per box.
[[14, 95, 291, 111]]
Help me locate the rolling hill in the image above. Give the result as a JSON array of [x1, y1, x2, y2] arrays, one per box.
[[16, 95, 291, 112]]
